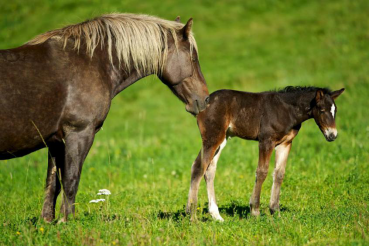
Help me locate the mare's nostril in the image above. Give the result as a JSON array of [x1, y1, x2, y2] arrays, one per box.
[[205, 96, 210, 105]]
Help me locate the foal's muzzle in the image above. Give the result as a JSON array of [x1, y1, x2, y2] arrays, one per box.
[[324, 128, 338, 142]]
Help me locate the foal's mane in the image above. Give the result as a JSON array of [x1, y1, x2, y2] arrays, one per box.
[[276, 86, 332, 94], [27, 13, 198, 75]]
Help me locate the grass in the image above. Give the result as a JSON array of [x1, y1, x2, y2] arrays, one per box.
[[0, 0, 368, 245]]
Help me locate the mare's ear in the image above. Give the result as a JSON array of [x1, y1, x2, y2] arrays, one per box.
[[175, 16, 181, 23], [330, 88, 345, 100], [182, 18, 193, 39], [315, 89, 325, 104]]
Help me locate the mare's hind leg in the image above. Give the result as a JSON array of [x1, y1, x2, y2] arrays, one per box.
[[269, 143, 292, 215], [204, 138, 227, 221], [249, 140, 274, 216], [59, 126, 95, 222], [41, 144, 63, 222], [186, 135, 225, 221]]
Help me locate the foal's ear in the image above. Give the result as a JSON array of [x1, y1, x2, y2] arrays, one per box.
[[182, 18, 193, 39], [175, 16, 181, 23], [330, 88, 345, 100], [315, 89, 325, 103]]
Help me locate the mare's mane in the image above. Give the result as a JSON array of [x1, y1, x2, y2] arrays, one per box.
[[27, 13, 198, 75]]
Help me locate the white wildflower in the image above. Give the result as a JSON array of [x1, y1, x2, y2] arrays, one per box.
[[89, 199, 105, 203], [171, 171, 176, 176], [143, 174, 148, 179], [97, 189, 111, 195]]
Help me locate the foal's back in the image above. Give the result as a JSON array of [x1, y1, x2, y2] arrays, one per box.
[[197, 89, 268, 141]]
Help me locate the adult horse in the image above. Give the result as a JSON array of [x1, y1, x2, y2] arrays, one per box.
[[0, 13, 209, 222]]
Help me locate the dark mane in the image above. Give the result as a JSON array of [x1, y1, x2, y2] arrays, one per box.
[[275, 86, 332, 94]]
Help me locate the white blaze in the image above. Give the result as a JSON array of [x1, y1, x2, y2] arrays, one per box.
[[330, 104, 336, 118]]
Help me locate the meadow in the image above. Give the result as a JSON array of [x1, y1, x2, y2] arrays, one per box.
[[0, 0, 368, 245]]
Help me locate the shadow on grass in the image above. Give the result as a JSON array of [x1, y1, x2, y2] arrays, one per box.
[[157, 202, 289, 221]]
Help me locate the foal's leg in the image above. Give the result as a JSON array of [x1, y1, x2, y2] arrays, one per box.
[[204, 138, 227, 221], [41, 144, 63, 222], [59, 127, 95, 222], [269, 143, 291, 215], [249, 140, 274, 216], [186, 138, 224, 221]]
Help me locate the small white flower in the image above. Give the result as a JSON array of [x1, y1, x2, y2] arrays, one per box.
[[89, 199, 105, 203], [97, 189, 111, 195], [171, 171, 176, 176], [143, 174, 148, 179]]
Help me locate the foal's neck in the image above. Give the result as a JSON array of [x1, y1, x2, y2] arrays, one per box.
[[278, 91, 316, 125]]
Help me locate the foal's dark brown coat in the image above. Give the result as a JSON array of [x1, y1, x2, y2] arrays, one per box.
[[187, 87, 344, 221], [0, 14, 209, 222]]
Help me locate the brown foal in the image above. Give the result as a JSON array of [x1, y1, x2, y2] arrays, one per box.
[[186, 86, 344, 221]]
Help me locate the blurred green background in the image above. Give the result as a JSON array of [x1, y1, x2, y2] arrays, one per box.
[[0, 0, 368, 245]]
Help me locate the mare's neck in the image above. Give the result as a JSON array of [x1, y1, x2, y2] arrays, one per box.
[[278, 92, 315, 125], [92, 45, 156, 99], [110, 68, 151, 98]]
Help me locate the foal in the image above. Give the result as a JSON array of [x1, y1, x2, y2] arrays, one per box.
[[186, 86, 344, 221]]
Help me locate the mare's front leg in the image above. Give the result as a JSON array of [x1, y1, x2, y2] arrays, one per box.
[[41, 143, 64, 222], [59, 126, 95, 222], [269, 142, 292, 215], [249, 140, 274, 216]]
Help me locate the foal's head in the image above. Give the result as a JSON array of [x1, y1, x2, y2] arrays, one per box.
[[312, 88, 345, 141], [159, 18, 209, 116]]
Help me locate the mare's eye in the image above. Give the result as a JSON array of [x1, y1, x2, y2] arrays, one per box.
[[192, 58, 197, 62], [320, 109, 325, 113]]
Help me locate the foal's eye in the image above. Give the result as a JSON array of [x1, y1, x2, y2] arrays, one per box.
[[320, 109, 325, 113], [192, 58, 197, 62]]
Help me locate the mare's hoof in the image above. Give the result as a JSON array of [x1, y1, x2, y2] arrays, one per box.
[[57, 217, 67, 224], [251, 209, 260, 217]]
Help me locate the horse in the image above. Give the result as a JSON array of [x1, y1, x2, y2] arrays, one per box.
[[0, 13, 210, 222], [186, 86, 344, 221]]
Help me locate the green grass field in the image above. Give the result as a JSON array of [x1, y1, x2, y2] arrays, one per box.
[[0, 0, 368, 245]]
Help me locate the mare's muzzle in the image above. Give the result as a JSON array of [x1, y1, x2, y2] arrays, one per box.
[[186, 96, 210, 115]]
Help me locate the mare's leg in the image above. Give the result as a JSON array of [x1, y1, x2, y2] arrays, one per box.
[[204, 138, 227, 221], [249, 140, 274, 216], [59, 126, 95, 222], [269, 143, 291, 215], [41, 144, 64, 222], [186, 135, 225, 221]]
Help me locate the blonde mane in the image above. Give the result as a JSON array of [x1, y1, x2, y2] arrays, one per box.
[[27, 13, 198, 75]]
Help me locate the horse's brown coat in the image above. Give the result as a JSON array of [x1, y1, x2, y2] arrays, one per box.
[[186, 87, 344, 221], [0, 14, 209, 222]]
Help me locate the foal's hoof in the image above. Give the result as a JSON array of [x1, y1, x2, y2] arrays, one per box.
[[211, 214, 224, 222]]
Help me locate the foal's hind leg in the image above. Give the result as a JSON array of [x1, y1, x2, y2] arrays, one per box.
[[249, 140, 274, 216], [41, 144, 63, 222], [204, 138, 227, 221], [186, 136, 225, 221], [59, 126, 95, 222], [269, 143, 291, 215]]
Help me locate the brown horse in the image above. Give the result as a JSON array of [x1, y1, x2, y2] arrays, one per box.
[[186, 86, 344, 221], [0, 13, 209, 222]]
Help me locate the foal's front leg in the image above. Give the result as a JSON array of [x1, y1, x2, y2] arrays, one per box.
[[269, 143, 291, 215], [249, 140, 274, 216]]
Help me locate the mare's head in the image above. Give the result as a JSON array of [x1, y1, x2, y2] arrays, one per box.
[[312, 88, 345, 141], [158, 18, 209, 115]]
